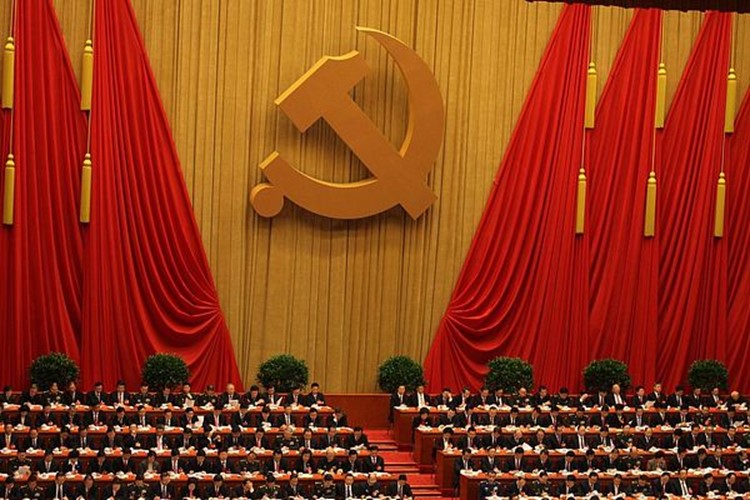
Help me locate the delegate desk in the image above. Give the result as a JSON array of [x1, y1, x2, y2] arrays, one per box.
[[414, 425, 750, 468], [458, 470, 750, 500], [0, 471, 396, 499], [437, 448, 746, 494]]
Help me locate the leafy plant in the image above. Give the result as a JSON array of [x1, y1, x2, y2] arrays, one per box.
[[141, 353, 189, 390], [378, 356, 424, 393], [256, 354, 309, 393], [484, 357, 534, 392], [688, 359, 729, 391], [583, 359, 631, 393], [29, 352, 80, 391]]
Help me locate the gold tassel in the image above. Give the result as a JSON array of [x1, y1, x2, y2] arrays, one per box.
[[585, 62, 597, 129], [2, 154, 15, 225], [644, 171, 657, 237], [81, 40, 94, 111], [714, 172, 726, 238], [725, 68, 737, 134], [575, 167, 586, 234], [2, 37, 14, 109], [79, 153, 92, 223], [655, 63, 667, 129]]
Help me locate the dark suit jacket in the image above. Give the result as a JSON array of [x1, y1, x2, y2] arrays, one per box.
[[149, 483, 176, 498]]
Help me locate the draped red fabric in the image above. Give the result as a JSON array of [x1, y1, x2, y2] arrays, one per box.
[[727, 91, 750, 388], [587, 9, 661, 389], [423, 5, 591, 392], [81, 0, 242, 390], [0, 0, 85, 387], [656, 12, 731, 391]]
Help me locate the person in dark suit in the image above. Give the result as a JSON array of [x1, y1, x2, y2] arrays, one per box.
[[336, 473, 359, 499], [390, 385, 408, 422], [630, 386, 648, 408], [457, 426, 483, 450], [666, 386, 686, 408], [668, 468, 693, 497], [346, 426, 369, 449], [266, 449, 288, 473], [480, 448, 503, 472], [20, 385, 45, 406], [203, 407, 226, 430], [109, 380, 130, 407], [1, 423, 18, 450], [453, 449, 475, 489], [558, 475, 578, 497], [76, 474, 98, 500], [505, 447, 528, 473], [149, 472, 176, 499], [578, 472, 603, 496], [451, 388, 473, 409], [329, 407, 349, 428], [470, 386, 495, 408], [87, 450, 112, 474], [303, 408, 323, 428], [283, 473, 307, 499], [505, 476, 529, 498], [46, 472, 72, 499], [204, 474, 231, 498], [101, 479, 127, 500], [545, 425, 566, 450], [388, 474, 414, 499], [220, 383, 242, 408], [85, 381, 106, 407], [303, 382, 326, 407], [109, 407, 130, 428], [179, 407, 199, 428], [433, 388, 453, 408], [362, 445, 385, 472], [256, 406, 277, 428]]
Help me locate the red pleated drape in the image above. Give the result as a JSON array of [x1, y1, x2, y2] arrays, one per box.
[[587, 9, 661, 389], [423, 4, 591, 392], [81, 0, 242, 390], [0, 0, 85, 387], [727, 92, 750, 387], [656, 12, 731, 391]]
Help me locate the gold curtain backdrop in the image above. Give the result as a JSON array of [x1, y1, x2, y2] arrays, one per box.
[[9, 1, 745, 390]]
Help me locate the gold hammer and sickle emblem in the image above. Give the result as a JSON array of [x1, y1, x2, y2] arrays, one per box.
[[250, 27, 445, 219]]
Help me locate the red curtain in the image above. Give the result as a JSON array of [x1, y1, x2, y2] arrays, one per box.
[[426, 10, 741, 393], [0, 0, 85, 387], [587, 9, 661, 389], [80, 0, 242, 390], [656, 12, 731, 390], [423, 4, 591, 392], [727, 91, 750, 387]]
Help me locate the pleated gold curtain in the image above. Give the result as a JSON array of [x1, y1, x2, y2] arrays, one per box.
[[28, 0, 750, 390]]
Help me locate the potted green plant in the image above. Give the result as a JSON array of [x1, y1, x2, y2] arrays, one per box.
[[29, 352, 80, 391], [583, 359, 631, 393], [256, 354, 309, 393], [141, 353, 189, 389], [688, 359, 729, 391], [378, 356, 424, 393], [484, 357, 534, 392]]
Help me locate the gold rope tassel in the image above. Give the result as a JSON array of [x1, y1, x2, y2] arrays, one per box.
[[714, 172, 726, 238], [725, 68, 737, 134], [644, 171, 657, 237], [575, 168, 587, 234], [79, 153, 92, 223], [655, 63, 667, 129], [81, 40, 94, 111], [2, 37, 14, 109], [585, 62, 597, 129], [2, 154, 15, 225]]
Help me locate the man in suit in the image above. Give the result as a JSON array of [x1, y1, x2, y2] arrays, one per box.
[[560, 451, 578, 474], [149, 472, 175, 499], [389, 474, 414, 499], [47, 472, 72, 499], [605, 384, 627, 407], [220, 383, 242, 408], [569, 424, 590, 450], [647, 383, 666, 404], [204, 406, 226, 430], [85, 381, 106, 407], [453, 449, 474, 489], [336, 473, 358, 499], [505, 476, 529, 498], [631, 386, 648, 408], [303, 382, 326, 407], [266, 449, 287, 473], [165, 448, 186, 474], [505, 447, 528, 473], [480, 447, 502, 473], [363, 444, 385, 472], [458, 426, 482, 450], [1, 423, 17, 450], [578, 472, 603, 496], [451, 388, 473, 409], [304, 407, 323, 428], [558, 475, 578, 497], [668, 468, 693, 497], [667, 386, 687, 408], [36, 449, 59, 474], [108, 380, 130, 407], [112, 448, 136, 473], [433, 388, 453, 408], [204, 474, 231, 498], [262, 385, 284, 407]]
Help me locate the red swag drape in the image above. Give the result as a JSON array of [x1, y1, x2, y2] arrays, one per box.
[[423, 5, 591, 392], [587, 9, 661, 389], [656, 12, 730, 391], [426, 9, 741, 393], [727, 91, 750, 387], [0, 0, 85, 387], [81, 0, 242, 390]]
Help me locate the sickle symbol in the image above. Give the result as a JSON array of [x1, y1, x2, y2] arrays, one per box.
[[251, 27, 445, 219]]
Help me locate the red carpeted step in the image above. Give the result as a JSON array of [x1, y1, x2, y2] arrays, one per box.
[[381, 451, 417, 462], [408, 475, 438, 486], [367, 429, 393, 442]]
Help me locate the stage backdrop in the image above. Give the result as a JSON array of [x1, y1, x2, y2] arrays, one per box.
[[29, 1, 750, 391]]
